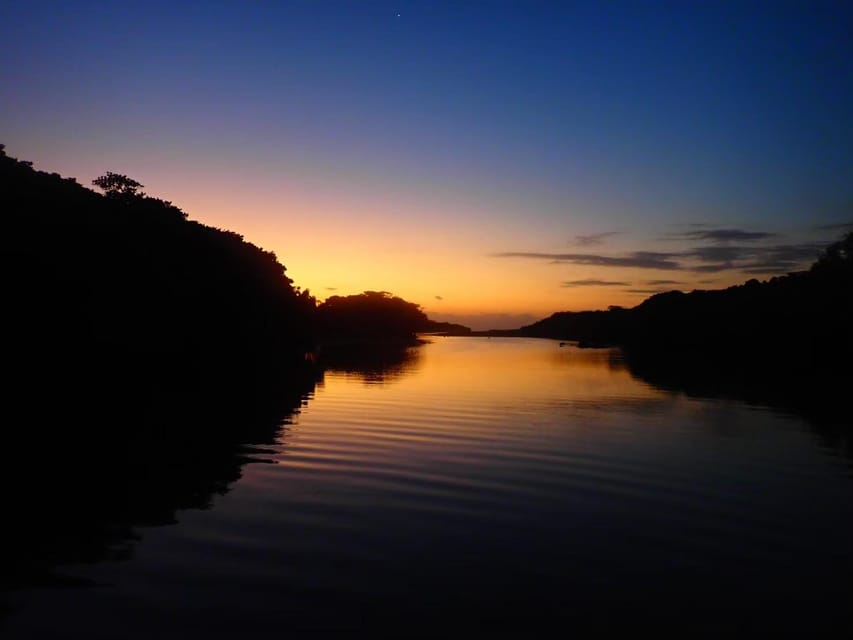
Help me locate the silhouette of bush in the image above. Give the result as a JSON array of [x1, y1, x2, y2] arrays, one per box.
[[0, 145, 328, 592], [318, 290, 429, 341], [1, 145, 318, 392], [812, 231, 853, 277], [520, 231, 853, 369], [92, 171, 145, 198]]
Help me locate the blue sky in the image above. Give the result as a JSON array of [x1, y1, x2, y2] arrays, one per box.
[[2, 1, 851, 328]]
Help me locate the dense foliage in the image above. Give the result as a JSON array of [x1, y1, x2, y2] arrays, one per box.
[[0, 146, 459, 596], [2, 144, 316, 378], [318, 291, 429, 341], [0, 145, 324, 589], [521, 232, 853, 367]]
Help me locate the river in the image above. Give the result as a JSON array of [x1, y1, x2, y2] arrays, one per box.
[[3, 337, 851, 636]]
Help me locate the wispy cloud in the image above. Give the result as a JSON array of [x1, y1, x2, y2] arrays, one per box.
[[561, 278, 630, 287], [434, 295, 443, 300], [325, 286, 338, 291], [625, 287, 678, 295], [814, 221, 853, 231], [683, 242, 824, 274], [646, 279, 682, 285], [573, 231, 620, 246], [670, 228, 776, 243], [425, 311, 540, 331], [494, 240, 825, 275], [493, 251, 682, 270], [741, 263, 798, 275]]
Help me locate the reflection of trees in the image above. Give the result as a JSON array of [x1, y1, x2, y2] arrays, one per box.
[[319, 291, 428, 340], [548, 344, 627, 372], [0, 336, 419, 612], [1, 338, 425, 600], [523, 231, 853, 373], [1, 335, 421, 606], [319, 341, 424, 385], [622, 348, 853, 462], [1, 359, 321, 597], [0, 145, 322, 599]]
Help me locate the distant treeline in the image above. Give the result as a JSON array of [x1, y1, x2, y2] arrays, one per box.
[[1, 147, 461, 368], [2, 146, 317, 379], [318, 290, 471, 342], [5, 140, 850, 379], [1, 146, 449, 594], [519, 233, 853, 368], [0, 145, 467, 450]]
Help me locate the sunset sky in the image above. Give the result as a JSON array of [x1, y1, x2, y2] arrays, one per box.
[[2, 1, 851, 329]]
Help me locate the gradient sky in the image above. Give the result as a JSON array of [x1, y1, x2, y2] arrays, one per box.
[[2, 1, 852, 329]]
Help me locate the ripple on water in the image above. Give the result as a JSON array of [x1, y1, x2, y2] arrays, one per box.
[[4, 338, 852, 636]]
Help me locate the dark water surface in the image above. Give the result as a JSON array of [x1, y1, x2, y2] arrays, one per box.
[[3, 338, 851, 636]]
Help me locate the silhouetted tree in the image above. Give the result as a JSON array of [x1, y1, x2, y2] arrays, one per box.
[[1, 146, 325, 594], [92, 171, 145, 198], [318, 291, 428, 341], [812, 231, 853, 276], [520, 230, 852, 369]]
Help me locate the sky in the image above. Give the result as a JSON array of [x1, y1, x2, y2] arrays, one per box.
[[2, 1, 852, 329]]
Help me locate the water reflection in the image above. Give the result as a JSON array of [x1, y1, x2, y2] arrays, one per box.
[[318, 340, 423, 384], [0, 364, 320, 604], [622, 347, 853, 464], [1, 339, 429, 617], [3, 338, 851, 636]]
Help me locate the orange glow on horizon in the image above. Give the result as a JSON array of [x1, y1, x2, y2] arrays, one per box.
[[161, 187, 753, 329], [5, 149, 776, 331]]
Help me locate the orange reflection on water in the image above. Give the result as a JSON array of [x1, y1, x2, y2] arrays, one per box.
[[270, 338, 667, 481], [324, 336, 652, 403]]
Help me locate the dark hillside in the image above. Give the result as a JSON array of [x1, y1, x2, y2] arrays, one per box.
[[1, 146, 315, 376], [318, 290, 428, 342], [0, 146, 320, 590], [521, 235, 853, 370]]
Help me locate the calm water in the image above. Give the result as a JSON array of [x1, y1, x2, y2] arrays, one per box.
[[4, 338, 852, 635]]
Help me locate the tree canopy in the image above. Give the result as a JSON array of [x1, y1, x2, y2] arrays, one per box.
[[318, 291, 429, 340], [812, 230, 853, 277], [92, 171, 145, 198]]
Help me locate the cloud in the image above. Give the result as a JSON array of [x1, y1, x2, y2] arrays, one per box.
[[735, 244, 824, 273], [434, 295, 443, 300], [325, 286, 338, 291], [493, 251, 682, 270], [669, 228, 776, 243], [687, 245, 746, 262], [494, 240, 825, 276], [682, 242, 824, 274], [691, 263, 732, 273], [573, 231, 620, 246], [740, 263, 799, 275], [425, 311, 540, 331], [561, 279, 630, 287], [646, 279, 682, 285], [814, 221, 853, 231], [625, 287, 677, 295], [683, 245, 747, 271]]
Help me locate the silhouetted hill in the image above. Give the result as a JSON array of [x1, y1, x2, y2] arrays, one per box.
[[319, 291, 427, 341], [1, 145, 325, 589], [317, 290, 470, 341], [2, 145, 316, 377], [421, 320, 472, 336], [0, 146, 457, 612], [519, 233, 853, 369]]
